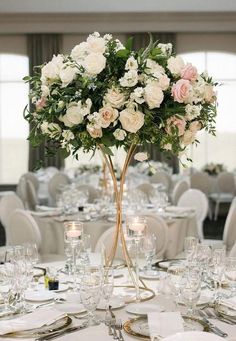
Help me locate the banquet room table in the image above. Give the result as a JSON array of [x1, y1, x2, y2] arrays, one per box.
[[32, 206, 198, 259], [1, 260, 236, 341]]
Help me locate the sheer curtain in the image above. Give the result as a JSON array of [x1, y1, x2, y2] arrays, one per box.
[[27, 34, 65, 171], [129, 32, 179, 173]]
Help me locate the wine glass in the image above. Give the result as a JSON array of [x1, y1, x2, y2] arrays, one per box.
[[184, 237, 198, 264], [80, 267, 102, 326], [181, 268, 202, 316], [102, 267, 114, 319], [140, 233, 158, 276], [167, 265, 185, 308], [225, 257, 236, 297], [211, 248, 226, 301], [0, 264, 11, 314], [79, 234, 91, 265]]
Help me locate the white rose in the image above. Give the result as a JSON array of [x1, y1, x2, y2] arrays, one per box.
[[145, 59, 165, 75], [185, 104, 202, 120], [125, 56, 138, 70], [113, 128, 127, 141], [189, 121, 202, 133], [119, 109, 144, 133], [41, 61, 59, 82], [152, 72, 170, 91], [71, 42, 89, 62], [104, 87, 126, 108], [181, 130, 196, 146], [99, 106, 118, 128], [87, 124, 103, 138], [134, 152, 148, 162], [167, 56, 185, 76], [59, 102, 83, 127], [75, 98, 92, 117], [157, 43, 172, 55], [130, 87, 145, 104], [119, 70, 138, 87], [84, 53, 106, 75], [59, 65, 77, 87], [62, 130, 74, 141], [144, 82, 164, 109], [87, 35, 106, 54], [41, 85, 50, 97]]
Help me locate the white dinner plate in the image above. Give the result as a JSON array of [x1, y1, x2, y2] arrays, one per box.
[[55, 303, 86, 315], [25, 290, 56, 302], [162, 331, 225, 341], [97, 298, 125, 310], [52, 284, 69, 293], [126, 302, 165, 315]]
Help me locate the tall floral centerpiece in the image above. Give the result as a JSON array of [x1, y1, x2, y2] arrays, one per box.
[[24, 32, 217, 288]]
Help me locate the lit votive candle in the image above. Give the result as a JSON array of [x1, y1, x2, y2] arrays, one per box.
[[66, 229, 82, 238], [129, 222, 146, 232]]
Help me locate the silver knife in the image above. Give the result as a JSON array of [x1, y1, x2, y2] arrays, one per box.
[[200, 316, 228, 338], [35, 324, 87, 341]]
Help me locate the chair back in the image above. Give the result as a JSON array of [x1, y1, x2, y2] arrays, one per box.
[[172, 180, 189, 205], [48, 172, 70, 205], [0, 193, 24, 244], [178, 189, 208, 240], [217, 172, 236, 194], [149, 171, 172, 192], [18, 172, 39, 192], [7, 209, 41, 248], [94, 227, 123, 260], [145, 214, 169, 259], [191, 172, 211, 195], [223, 197, 236, 250], [76, 184, 101, 203], [25, 180, 39, 210]]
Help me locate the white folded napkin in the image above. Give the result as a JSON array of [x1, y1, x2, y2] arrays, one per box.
[[0, 307, 65, 335], [165, 206, 195, 213], [148, 312, 184, 339], [221, 296, 236, 310]]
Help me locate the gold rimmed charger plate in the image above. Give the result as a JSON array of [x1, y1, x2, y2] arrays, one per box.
[[113, 285, 155, 304], [4, 315, 72, 338], [123, 315, 209, 340]]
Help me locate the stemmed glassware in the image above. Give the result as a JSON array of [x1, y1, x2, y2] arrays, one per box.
[[80, 266, 102, 326], [102, 267, 114, 319], [211, 248, 226, 301], [225, 257, 236, 297], [167, 264, 185, 308], [181, 268, 202, 317], [126, 215, 147, 301], [64, 221, 83, 286], [0, 264, 11, 314], [140, 233, 158, 276], [184, 237, 198, 265]]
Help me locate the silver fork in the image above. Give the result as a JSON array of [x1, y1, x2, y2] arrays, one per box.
[[205, 308, 235, 325], [115, 319, 124, 341], [109, 305, 119, 340]]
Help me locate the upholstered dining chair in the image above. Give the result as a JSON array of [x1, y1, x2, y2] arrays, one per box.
[[95, 214, 168, 261], [171, 180, 190, 206], [149, 171, 172, 193], [178, 189, 209, 240], [190, 172, 211, 195], [8, 209, 65, 262], [18, 172, 39, 193], [0, 193, 24, 245], [209, 172, 236, 220], [48, 172, 70, 206], [76, 184, 101, 203]]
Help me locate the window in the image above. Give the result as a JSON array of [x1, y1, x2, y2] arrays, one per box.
[[0, 53, 29, 184], [180, 51, 236, 171]]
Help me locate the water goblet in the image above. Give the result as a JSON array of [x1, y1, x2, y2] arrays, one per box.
[[225, 257, 236, 297], [102, 267, 114, 319], [80, 266, 102, 326], [140, 233, 158, 276], [211, 248, 226, 301], [184, 236, 198, 264], [181, 268, 202, 316], [167, 264, 185, 309]]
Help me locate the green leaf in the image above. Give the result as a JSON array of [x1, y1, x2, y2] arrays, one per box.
[[125, 37, 133, 51], [116, 49, 130, 59], [60, 148, 71, 159], [100, 145, 114, 156]]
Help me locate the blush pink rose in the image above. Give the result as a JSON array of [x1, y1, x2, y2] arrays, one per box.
[[166, 116, 186, 136], [180, 63, 198, 81], [172, 79, 191, 103], [36, 97, 47, 110]]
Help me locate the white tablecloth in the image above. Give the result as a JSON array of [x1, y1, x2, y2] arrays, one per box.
[[34, 211, 198, 259]]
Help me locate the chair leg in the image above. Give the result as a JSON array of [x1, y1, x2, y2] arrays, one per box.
[[214, 201, 219, 221]]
